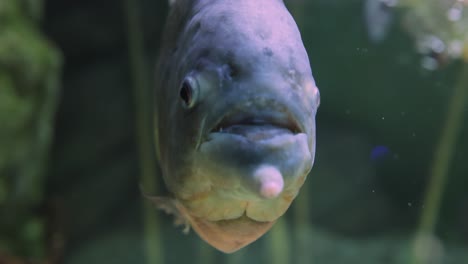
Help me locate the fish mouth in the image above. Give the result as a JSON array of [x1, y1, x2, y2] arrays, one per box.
[[209, 107, 304, 140]]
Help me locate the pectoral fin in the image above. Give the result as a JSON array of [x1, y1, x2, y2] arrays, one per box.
[[143, 194, 190, 233]]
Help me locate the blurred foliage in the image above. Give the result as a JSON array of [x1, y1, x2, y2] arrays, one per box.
[[398, 0, 468, 61], [0, 0, 61, 261], [395, 0, 468, 68]]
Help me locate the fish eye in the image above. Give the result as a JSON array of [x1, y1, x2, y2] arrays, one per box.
[[179, 76, 199, 109]]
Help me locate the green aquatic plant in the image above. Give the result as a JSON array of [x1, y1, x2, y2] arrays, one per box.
[[123, 0, 162, 263], [411, 63, 468, 264], [0, 0, 61, 261], [396, 0, 468, 68]]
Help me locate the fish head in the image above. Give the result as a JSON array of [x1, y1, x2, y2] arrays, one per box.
[[154, 0, 320, 253]]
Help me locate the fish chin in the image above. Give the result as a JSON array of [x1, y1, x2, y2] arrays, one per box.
[[177, 201, 276, 253], [144, 195, 276, 253]]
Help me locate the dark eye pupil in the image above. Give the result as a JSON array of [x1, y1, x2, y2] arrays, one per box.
[[180, 81, 192, 106]]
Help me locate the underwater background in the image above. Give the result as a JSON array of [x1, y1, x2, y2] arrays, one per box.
[[1, 0, 467, 263]]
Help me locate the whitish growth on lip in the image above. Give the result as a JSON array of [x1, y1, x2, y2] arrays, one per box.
[[253, 165, 284, 198]]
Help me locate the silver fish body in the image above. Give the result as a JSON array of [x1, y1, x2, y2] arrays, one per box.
[[152, 0, 320, 253]]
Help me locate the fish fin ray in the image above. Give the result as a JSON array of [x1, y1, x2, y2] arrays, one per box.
[[142, 192, 191, 233]]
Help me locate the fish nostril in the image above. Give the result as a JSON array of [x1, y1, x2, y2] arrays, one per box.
[[179, 76, 199, 109], [180, 81, 192, 105], [227, 62, 240, 78]]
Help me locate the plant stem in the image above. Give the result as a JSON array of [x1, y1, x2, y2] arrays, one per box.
[[412, 64, 468, 264], [123, 0, 163, 263], [266, 218, 291, 264]]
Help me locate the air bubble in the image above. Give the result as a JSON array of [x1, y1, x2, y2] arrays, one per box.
[[421, 56, 439, 71], [447, 3, 463, 21]]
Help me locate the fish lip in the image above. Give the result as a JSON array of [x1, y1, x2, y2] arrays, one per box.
[[209, 106, 304, 136]]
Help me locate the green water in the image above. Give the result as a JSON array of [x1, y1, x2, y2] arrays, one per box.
[[1, 0, 467, 263]]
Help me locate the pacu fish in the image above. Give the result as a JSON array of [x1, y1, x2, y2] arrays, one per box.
[[149, 0, 320, 253]]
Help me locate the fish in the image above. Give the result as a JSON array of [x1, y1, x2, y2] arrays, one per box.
[[149, 0, 320, 253]]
